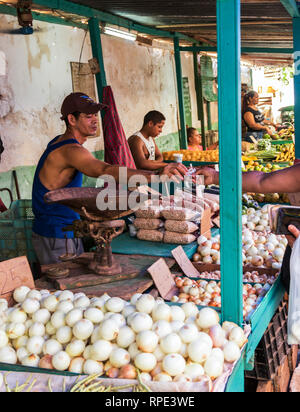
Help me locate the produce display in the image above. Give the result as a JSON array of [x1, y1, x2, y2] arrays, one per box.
[[245, 192, 290, 205], [171, 277, 275, 319], [274, 143, 295, 163], [192, 204, 288, 269], [242, 161, 286, 173], [0, 287, 248, 386], [163, 150, 219, 163], [274, 126, 294, 141], [191, 270, 278, 285]]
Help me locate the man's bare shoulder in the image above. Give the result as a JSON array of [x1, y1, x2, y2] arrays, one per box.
[[128, 134, 143, 147]]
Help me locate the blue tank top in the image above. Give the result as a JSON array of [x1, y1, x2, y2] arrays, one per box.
[[32, 136, 83, 239]]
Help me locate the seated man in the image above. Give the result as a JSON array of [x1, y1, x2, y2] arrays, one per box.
[[128, 111, 169, 171], [32, 94, 187, 265], [187, 127, 203, 151]]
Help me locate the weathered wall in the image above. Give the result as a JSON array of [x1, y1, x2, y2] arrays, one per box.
[[0, 14, 202, 204]]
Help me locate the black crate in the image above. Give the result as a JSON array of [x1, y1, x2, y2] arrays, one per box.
[[245, 300, 296, 381]]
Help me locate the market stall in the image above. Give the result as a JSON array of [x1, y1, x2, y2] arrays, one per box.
[[0, 0, 299, 393]]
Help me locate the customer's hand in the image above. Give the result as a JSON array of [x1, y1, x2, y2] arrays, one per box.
[[194, 166, 219, 186], [160, 163, 188, 183], [286, 225, 300, 248]]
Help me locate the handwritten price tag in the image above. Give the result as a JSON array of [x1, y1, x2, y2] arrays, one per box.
[[0, 257, 35, 304]]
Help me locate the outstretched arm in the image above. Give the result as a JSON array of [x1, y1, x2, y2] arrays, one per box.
[[198, 164, 300, 194]]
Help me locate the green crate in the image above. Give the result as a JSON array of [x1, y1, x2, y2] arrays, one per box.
[[0, 200, 36, 264]]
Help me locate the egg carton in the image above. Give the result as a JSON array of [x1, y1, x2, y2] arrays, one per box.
[[245, 300, 295, 381]]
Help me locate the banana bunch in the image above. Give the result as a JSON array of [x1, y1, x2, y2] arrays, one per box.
[[275, 143, 295, 163]]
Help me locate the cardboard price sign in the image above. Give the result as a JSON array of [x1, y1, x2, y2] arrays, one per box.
[[147, 258, 178, 301], [0, 257, 35, 305], [172, 246, 201, 278]]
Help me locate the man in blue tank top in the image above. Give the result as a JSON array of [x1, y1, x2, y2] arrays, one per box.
[[32, 93, 188, 265]]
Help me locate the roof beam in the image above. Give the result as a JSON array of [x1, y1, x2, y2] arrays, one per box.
[[180, 45, 294, 54], [280, 0, 300, 17], [31, 0, 198, 43]]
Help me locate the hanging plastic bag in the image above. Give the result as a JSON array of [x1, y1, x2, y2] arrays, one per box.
[[288, 236, 300, 344]]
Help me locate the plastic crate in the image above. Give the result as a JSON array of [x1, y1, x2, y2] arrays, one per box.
[[0, 200, 36, 264], [245, 301, 294, 381]]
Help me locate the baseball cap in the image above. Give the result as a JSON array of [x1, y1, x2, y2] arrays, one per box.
[[60, 92, 107, 120]]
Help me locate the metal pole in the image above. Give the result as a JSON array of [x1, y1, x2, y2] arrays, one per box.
[[217, 0, 243, 327], [174, 36, 188, 149], [193, 51, 207, 150], [293, 18, 300, 158]]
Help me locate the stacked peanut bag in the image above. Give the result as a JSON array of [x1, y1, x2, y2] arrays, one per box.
[[131, 189, 219, 245]]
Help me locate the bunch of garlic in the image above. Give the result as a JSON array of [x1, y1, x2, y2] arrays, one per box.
[[0, 287, 248, 385]]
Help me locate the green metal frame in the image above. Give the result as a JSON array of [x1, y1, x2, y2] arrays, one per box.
[[174, 36, 188, 150], [280, 0, 300, 17], [293, 18, 300, 158], [1, 0, 298, 393]]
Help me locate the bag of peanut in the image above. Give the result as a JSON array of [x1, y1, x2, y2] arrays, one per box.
[[163, 231, 196, 245], [135, 207, 161, 219], [134, 218, 164, 230], [137, 229, 164, 242], [161, 207, 199, 221], [164, 220, 199, 234]]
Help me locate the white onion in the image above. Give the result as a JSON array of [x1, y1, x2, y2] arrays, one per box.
[[56, 326, 72, 344], [0, 299, 8, 312], [22, 298, 40, 314], [152, 320, 172, 338], [204, 356, 224, 380], [130, 313, 153, 333], [188, 339, 211, 363], [27, 290, 42, 301], [170, 306, 186, 322], [43, 339, 62, 356], [223, 341, 241, 363], [162, 353, 186, 376], [58, 290, 74, 302], [98, 319, 119, 341], [69, 357, 85, 374], [153, 373, 172, 382], [0, 330, 9, 349], [21, 354, 40, 367], [0, 346, 17, 364], [42, 295, 59, 312], [152, 304, 171, 322], [73, 296, 90, 309], [196, 308, 219, 329], [105, 297, 125, 313], [83, 359, 103, 375], [136, 330, 159, 353], [184, 363, 205, 380], [84, 308, 104, 324], [51, 311, 66, 329], [29, 322, 46, 337], [73, 319, 94, 340], [178, 324, 199, 344], [91, 340, 113, 361], [56, 300, 74, 314], [134, 353, 157, 372], [135, 294, 156, 314], [32, 309, 51, 325], [209, 324, 226, 348], [13, 286, 31, 303], [160, 333, 182, 354], [228, 327, 247, 348], [181, 302, 199, 318], [110, 348, 130, 368], [6, 322, 26, 339], [117, 326, 135, 348], [26, 336, 44, 355], [65, 309, 83, 327], [52, 351, 71, 371]]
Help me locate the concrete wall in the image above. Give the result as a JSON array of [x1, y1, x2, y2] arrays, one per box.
[[0, 14, 204, 205]]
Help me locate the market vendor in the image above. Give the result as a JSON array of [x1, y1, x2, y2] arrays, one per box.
[[128, 111, 169, 171], [32, 94, 188, 265], [242, 91, 279, 143], [197, 164, 300, 292], [187, 128, 203, 151]]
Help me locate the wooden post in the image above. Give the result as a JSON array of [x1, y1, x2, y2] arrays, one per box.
[[88, 17, 107, 111], [217, 0, 243, 328]]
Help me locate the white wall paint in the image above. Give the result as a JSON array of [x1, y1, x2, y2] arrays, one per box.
[[0, 14, 200, 173]]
